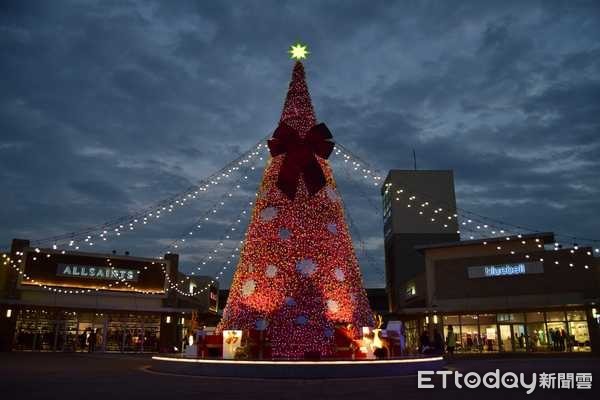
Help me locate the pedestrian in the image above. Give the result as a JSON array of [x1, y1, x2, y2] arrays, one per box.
[[433, 328, 444, 355], [446, 325, 456, 361], [88, 329, 96, 353], [519, 333, 525, 349], [419, 330, 430, 354]]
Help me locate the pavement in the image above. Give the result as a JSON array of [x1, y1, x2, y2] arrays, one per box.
[[0, 352, 599, 400]]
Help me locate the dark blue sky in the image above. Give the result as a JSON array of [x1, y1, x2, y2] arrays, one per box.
[[1, 1, 599, 287]]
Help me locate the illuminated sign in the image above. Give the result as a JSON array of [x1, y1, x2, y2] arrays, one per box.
[[468, 262, 543, 279], [484, 263, 525, 276], [56, 264, 139, 282]]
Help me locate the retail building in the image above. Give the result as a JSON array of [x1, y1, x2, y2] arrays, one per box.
[[382, 170, 600, 355], [0, 239, 218, 352]]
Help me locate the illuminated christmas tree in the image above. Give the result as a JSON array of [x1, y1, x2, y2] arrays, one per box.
[[218, 45, 373, 358]]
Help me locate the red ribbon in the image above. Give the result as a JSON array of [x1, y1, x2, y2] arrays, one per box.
[[268, 122, 334, 200]]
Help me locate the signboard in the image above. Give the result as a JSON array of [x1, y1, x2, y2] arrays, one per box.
[[21, 249, 167, 293], [468, 262, 544, 279], [56, 264, 139, 282]]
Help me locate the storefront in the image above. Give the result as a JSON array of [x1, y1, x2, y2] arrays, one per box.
[[0, 239, 219, 353], [393, 232, 600, 355], [11, 308, 163, 352], [438, 309, 592, 353]]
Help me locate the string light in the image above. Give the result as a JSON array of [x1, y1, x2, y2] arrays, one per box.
[[333, 142, 599, 269], [217, 61, 373, 358], [30, 141, 268, 249]]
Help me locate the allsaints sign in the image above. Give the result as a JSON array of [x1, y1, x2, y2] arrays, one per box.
[[57, 264, 139, 282], [468, 262, 544, 279]]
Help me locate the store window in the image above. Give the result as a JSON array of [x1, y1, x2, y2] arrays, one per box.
[[525, 312, 548, 351], [497, 313, 525, 323], [404, 320, 420, 354], [567, 310, 590, 352], [478, 314, 498, 352], [545, 311, 567, 352], [546, 311, 566, 321], [566, 310, 586, 321], [442, 316, 459, 347], [459, 315, 479, 353]]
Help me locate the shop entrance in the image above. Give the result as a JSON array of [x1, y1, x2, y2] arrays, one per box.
[[13, 309, 160, 353], [498, 324, 528, 352], [498, 324, 512, 352]]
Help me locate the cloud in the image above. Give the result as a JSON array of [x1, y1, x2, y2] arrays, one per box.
[[1, 0, 599, 288]]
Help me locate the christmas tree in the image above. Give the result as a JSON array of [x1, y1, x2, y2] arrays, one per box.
[[218, 46, 373, 358]]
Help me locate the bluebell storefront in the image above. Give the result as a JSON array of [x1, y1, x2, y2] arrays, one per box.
[[392, 233, 600, 355]]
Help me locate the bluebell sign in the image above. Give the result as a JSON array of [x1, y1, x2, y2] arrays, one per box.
[[468, 262, 543, 279]]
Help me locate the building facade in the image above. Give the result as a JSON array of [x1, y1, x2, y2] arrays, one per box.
[[403, 234, 600, 354], [382, 171, 600, 355], [0, 239, 218, 353], [382, 170, 459, 313]]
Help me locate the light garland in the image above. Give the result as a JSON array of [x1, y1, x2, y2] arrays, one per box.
[[2, 253, 165, 295], [18, 144, 269, 297], [164, 199, 256, 297], [333, 143, 600, 266], [30, 141, 268, 250]]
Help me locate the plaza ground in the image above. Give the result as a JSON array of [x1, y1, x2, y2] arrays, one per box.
[[0, 352, 599, 399]]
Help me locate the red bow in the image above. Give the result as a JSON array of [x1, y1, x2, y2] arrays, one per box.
[[268, 122, 334, 200]]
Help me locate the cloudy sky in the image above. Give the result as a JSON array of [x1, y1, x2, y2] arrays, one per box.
[[1, 0, 599, 288]]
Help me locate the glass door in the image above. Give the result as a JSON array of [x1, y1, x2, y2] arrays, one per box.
[[499, 324, 513, 352], [513, 324, 527, 352]]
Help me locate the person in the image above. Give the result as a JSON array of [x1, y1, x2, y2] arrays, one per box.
[[79, 331, 86, 351], [399, 323, 406, 356], [446, 325, 456, 361], [88, 329, 96, 353], [560, 329, 567, 352], [519, 333, 525, 349], [466, 334, 473, 351], [433, 329, 444, 354], [419, 330, 430, 354]]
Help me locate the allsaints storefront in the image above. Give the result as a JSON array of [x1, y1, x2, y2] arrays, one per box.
[[12, 309, 163, 352], [0, 239, 219, 352]]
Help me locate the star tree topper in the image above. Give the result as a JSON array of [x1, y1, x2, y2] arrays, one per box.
[[288, 42, 309, 60]]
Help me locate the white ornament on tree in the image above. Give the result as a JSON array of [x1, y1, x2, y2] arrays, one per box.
[[327, 223, 338, 234], [260, 207, 278, 221], [326, 186, 340, 202], [242, 280, 256, 297], [255, 318, 268, 331], [334, 268, 345, 282], [284, 297, 296, 306], [279, 228, 291, 240], [327, 299, 339, 313], [265, 264, 277, 278], [296, 258, 317, 277]]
